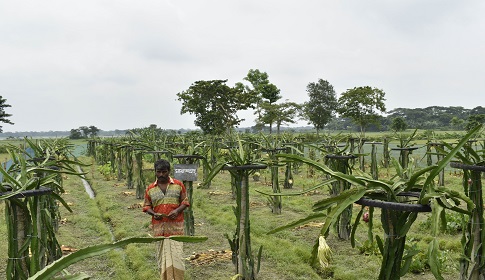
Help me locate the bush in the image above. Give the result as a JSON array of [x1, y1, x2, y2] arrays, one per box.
[[0, 145, 8, 153], [420, 211, 467, 235], [97, 161, 114, 180]]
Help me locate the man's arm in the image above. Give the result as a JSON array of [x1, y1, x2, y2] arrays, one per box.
[[168, 204, 188, 219]]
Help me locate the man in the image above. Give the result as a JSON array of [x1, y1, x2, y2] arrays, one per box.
[[143, 159, 189, 280]]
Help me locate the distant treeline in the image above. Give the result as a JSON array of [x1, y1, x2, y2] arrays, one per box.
[[1, 106, 484, 138], [0, 130, 125, 139], [0, 128, 194, 139], [326, 106, 485, 132]]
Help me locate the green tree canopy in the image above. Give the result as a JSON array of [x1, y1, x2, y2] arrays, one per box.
[[69, 129, 83, 139], [88, 126, 100, 137], [386, 106, 470, 130], [470, 106, 485, 115], [450, 116, 465, 130], [338, 86, 386, 137], [390, 116, 407, 132], [257, 101, 301, 134], [244, 69, 268, 91], [465, 114, 485, 132], [177, 80, 257, 135], [70, 126, 101, 139], [303, 79, 338, 135], [243, 69, 281, 104], [273, 101, 302, 134], [260, 83, 281, 104], [0, 96, 14, 133], [242, 69, 282, 132], [79, 126, 90, 138]]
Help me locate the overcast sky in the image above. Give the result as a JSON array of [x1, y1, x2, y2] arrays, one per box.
[[1, 0, 484, 133]]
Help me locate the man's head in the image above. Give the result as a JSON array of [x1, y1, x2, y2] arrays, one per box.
[[154, 159, 171, 183]]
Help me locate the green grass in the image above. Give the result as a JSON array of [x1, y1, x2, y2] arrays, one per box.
[[185, 165, 465, 280], [62, 158, 160, 279], [0, 151, 475, 279]]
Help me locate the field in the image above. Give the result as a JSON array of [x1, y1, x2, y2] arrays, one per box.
[[0, 134, 481, 279]]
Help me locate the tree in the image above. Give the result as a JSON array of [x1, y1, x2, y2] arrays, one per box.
[[386, 106, 469, 130], [79, 126, 90, 138], [260, 83, 281, 104], [450, 116, 465, 130], [465, 114, 485, 132], [69, 128, 83, 139], [177, 80, 257, 135], [243, 69, 281, 103], [244, 69, 269, 92], [303, 79, 338, 136], [338, 86, 386, 137], [390, 116, 407, 132], [256, 101, 301, 134], [88, 126, 100, 138], [70, 125, 100, 139], [470, 106, 485, 115], [273, 101, 302, 134], [242, 69, 282, 132], [0, 96, 14, 133]]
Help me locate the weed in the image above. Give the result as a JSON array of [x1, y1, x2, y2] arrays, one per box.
[[98, 161, 114, 180], [420, 211, 468, 235]]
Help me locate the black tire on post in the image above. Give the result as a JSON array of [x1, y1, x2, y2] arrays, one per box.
[[355, 192, 431, 212]]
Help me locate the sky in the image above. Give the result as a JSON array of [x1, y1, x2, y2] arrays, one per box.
[[1, 0, 484, 133]]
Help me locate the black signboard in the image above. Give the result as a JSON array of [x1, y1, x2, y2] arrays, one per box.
[[173, 164, 198, 181]]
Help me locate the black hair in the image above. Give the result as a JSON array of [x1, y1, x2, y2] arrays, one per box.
[[154, 159, 171, 171]]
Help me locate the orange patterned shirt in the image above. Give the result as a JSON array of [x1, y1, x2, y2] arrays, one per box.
[[143, 177, 190, 237]]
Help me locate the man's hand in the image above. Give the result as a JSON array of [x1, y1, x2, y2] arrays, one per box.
[[167, 210, 179, 219], [153, 213, 166, 220]]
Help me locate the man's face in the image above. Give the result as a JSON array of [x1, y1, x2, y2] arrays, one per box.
[[156, 168, 170, 183]]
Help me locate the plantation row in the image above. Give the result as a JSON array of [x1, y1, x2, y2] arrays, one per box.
[[0, 127, 484, 279]]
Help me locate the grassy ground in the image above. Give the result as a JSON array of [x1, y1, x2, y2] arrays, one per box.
[[0, 150, 476, 279]]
